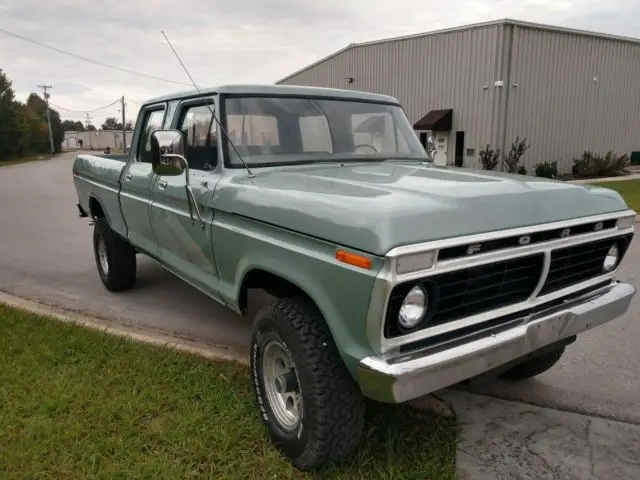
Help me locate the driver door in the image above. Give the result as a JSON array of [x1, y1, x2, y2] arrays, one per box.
[[149, 97, 222, 299]]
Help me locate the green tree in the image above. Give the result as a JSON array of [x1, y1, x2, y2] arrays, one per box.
[[0, 68, 27, 161], [62, 119, 85, 131], [101, 117, 122, 130], [26, 93, 63, 153]]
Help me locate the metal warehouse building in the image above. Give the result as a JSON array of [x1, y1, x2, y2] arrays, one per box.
[[277, 19, 640, 173]]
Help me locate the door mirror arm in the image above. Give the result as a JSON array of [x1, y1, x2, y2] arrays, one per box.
[[150, 129, 205, 230], [185, 184, 206, 230]]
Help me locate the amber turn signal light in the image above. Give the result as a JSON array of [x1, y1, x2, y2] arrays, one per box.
[[336, 250, 372, 269]]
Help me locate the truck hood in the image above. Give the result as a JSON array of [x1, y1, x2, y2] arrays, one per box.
[[213, 162, 629, 256]]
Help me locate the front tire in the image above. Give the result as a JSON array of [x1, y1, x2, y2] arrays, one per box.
[[250, 297, 365, 470], [498, 346, 565, 381], [93, 218, 136, 292]]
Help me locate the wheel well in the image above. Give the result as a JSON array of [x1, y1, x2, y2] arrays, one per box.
[[89, 197, 105, 219], [238, 269, 311, 315]]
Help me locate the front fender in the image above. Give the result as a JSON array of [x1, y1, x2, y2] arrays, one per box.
[[212, 211, 383, 376]]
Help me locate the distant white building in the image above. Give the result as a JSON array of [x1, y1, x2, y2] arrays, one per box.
[[63, 130, 135, 150]]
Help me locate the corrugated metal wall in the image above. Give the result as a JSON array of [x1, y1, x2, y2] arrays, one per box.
[[279, 22, 640, 173], [506, 26, 640, 173], [279, 25, 504, 169]]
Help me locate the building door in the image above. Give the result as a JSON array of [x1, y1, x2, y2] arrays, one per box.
[[417, 131, 431, 148], [455, 131, 464, 167]]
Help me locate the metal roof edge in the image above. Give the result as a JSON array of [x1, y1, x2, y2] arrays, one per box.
[[275, 18, 640, 83], [275, 43, 356, 84], [503, 19, 640, 44]]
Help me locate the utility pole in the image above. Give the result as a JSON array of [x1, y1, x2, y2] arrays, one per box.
[[86, 113, 93, 150], [38, 84, 55, 154], [120, 96, 127, 153]]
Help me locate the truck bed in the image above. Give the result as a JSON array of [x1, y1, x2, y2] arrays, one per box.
[[72, 153, 129, 236]]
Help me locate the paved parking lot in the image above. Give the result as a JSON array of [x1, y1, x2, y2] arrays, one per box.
[[1, 152, 638, 423]]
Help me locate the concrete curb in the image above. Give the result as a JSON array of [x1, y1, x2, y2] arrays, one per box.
[[0, 290, 457, 418], [569, 173, 640, 184], [0, 291, 249, 366]]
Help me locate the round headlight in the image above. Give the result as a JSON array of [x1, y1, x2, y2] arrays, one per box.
[[398, 285, 427, 329], [603, 244, 619, 272]]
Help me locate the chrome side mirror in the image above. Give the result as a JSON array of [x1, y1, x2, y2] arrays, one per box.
[[149, 129, 205, 230], [150, 130, 187, 176]]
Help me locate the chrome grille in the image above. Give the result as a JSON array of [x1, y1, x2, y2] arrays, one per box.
[[385, 254, 544, 338], [540, 235, 632, 295]]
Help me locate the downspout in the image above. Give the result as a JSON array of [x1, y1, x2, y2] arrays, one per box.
[[499, 23, 515, 169]]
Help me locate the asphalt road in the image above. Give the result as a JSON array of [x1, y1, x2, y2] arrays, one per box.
[[2, 152, 639, 423]]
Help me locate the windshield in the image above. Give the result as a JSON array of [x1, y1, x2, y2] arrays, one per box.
[[222, 96, 427, 167]]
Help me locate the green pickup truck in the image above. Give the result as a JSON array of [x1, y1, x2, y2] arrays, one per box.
[[72, 84, 636, 470]]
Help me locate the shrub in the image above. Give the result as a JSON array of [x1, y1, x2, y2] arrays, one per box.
[[479, 144, 500, 170], [502, 136, 530, 173], [535, 161, 558, 179], [517, 166, 527, 175], [572, 151, 630, 177]]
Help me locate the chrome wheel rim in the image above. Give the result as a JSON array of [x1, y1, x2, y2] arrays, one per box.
[[262, 339, 302, 431], [98, 236, 109, 275]]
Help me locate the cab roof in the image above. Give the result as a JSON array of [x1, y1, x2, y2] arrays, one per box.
[[141, 84, 400, 107]]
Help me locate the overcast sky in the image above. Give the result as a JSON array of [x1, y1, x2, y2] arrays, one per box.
[[0, 0, 637, 125]]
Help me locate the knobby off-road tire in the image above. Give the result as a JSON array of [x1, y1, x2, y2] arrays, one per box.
[[250, 297, 366, 470], [93, 218, 136, 292], [498, 346, 565, 381]]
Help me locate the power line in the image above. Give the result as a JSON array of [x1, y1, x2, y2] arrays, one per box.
[[0, 27, 192, 87], [49, 98, 121, 114]]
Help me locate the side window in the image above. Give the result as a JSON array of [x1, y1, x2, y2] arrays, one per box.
[[138, 108, 166, 163], [177, 103, 217, 171]]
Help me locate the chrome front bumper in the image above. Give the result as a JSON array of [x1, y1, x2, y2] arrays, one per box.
[[357, 281, 636, 403]]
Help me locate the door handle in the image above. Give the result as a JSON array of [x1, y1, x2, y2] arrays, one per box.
[[157, 180, 168, 190], [124, 172, 133, 181]]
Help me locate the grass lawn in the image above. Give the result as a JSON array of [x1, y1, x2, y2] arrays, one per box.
[[592, 179, 640, 213], [0, 305, 459, 479], [0, 154, 60, 167]]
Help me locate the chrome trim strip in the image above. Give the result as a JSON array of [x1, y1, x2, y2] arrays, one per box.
[[386, 210, 635, 258], [394, 226, 632, 284], [76, 175, 119, 194], [366, 210, 635, 355]]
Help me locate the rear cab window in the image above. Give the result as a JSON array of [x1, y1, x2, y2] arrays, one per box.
[[137, 107, 166, 163]]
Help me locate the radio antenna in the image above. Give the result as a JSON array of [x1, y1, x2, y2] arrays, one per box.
[[160, 30, 254, 177]]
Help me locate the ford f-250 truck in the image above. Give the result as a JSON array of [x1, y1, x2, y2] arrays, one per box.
[[72, 84, 636, 470]]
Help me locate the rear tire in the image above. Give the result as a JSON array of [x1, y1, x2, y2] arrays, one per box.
[[93, 218, 136, 292], [498, 346, 565, 381], [250, 297, 365, 470]]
